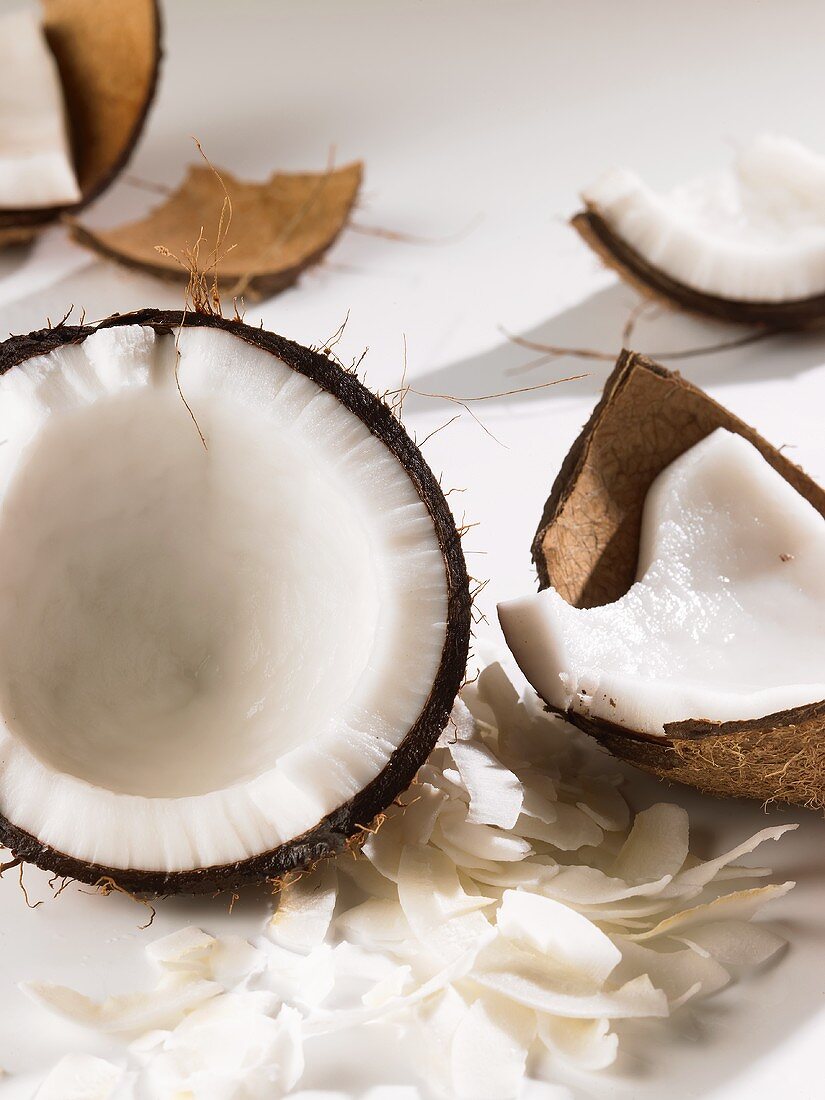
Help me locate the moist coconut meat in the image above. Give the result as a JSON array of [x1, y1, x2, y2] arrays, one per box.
[[582, 135, 825, 302], [500, 429, 825, 737], [0, 9, 81, 208], [0, 323, 451, 873]]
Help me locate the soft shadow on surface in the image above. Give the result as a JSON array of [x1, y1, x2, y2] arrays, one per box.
[[404, 283, 825, 417], [0, 257, 190, 335]]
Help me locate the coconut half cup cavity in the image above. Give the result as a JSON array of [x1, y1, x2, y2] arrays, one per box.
[[0, 309, 471, 894], [0, 0, 161, 248], [572, 208, 825, 329], [520, 350, 825, 808]]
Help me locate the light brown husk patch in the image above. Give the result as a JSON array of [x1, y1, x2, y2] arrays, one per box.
[[70, 161, 363, 298], [532, 349, 825, 808]]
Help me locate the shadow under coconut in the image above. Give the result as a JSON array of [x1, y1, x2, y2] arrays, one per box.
[[402, 283, 825, 419]]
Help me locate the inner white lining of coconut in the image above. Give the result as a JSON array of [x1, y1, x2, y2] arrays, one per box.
[[0, 8, 81, 209], [583, 135, 825, 302], [0, 324, 448, 870], [499, 429, 825, 736]]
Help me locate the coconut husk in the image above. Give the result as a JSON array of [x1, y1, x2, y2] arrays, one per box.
[[532, 349, 825, 808], [0, 309, 471, 895], [69, 161, 363, 299], [0, 0, 161, 246], [573, 208, 825, 330]]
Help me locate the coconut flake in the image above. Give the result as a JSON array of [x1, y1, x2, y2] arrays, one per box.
[[629, 882, 795, 941], [448, 701, 524, 829], [675, 919, 786, 966], [397, 844, 495, 962], [496, 891, 621, 985], [137, 995, 304, 1100], [269, 863, 338, 953], [22, 972, 221, 1034], [475, 939, 669, 1019], [450, 994, 536, 1100], [35, 1054, 124, 1099], [537, 1016, 618, 1072], [612, 803, 689, 883]]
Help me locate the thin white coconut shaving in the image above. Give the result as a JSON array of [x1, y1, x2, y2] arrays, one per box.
[[26, 661, 797, 1099], [34, 1054, 123, 1100]]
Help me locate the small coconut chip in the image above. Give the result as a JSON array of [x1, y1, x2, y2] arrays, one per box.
[[70, 161, 363, 298], [25, 659, 795, 1099]]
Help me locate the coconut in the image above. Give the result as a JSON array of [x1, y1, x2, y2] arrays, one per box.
[[0, 0, 161, 248], [574, 135, 825, 328], [0, 309, 470, 894], [501, 349, 825, 808]]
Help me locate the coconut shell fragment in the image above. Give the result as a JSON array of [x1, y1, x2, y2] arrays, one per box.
[[70, 162, 363, 298], [572, 208, 825, 330], [532, 349, 825, 808], [0, 0, 161, 248]]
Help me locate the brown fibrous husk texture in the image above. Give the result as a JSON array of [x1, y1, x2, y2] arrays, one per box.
[[533, 348, 825, 809]]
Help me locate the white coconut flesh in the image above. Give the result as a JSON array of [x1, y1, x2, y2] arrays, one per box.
[[499, 428, 825, 737], [0, 324, 449, 872], [583, 135, 825, 302], [0, 8, 81, 209]]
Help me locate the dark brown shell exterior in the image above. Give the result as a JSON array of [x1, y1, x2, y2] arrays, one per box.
[[0, 309, 472, 893], [532, 349, 825, 809]]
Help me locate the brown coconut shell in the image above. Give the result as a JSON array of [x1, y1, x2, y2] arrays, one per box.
[[0, 0, 161, 249], [0, 309, 472, 894], [69, 161, 363, 299], [532, 349, 825, 808], [573, 208, 825, 330]]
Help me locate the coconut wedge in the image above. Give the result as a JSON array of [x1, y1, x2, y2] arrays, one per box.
[[0, 310, 470, 894], [575, 136, 825, 328], [501, 350, 825, 808], [0, 0, 161, 248]]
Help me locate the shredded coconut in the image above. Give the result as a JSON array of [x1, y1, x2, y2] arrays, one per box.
[[25, 661, 796, 1099]]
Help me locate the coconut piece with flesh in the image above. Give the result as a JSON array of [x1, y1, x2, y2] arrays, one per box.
[[0, 0, 160, 247], [500, 349, 825, 807], [575, 135, 825, 327], [0, 309, 470, 894], [0, 9, 80, 210]]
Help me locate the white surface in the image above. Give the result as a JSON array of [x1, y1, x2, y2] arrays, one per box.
[[500, 429, 825, 734], [1, 1, 824, 1097]]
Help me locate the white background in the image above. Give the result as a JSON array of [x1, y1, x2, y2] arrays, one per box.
[[1, 1, 824, 1096]]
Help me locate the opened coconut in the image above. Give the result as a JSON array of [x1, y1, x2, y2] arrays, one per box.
[[0, 309, 471, 894]]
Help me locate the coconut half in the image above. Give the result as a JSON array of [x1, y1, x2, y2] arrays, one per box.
[[575, 135, 825, 328], [499, 350, 825, 808], [0, 0, 161, 247], [0, 310, 470, 893]]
